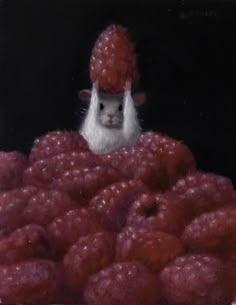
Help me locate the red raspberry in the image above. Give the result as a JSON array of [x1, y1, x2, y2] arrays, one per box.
[[29, 130, 89, 163], [0, 151, 28, 191], [0, 224, 52, 264], [127, 192, 190, 235], [52, 166, 123, 202], [23, 151, 102, 188], [172, 172, 235, 217], [22, 190, 76, 227], [101, 147, 165, 191], [84, 262, 160, 305], [47, 208, 104, 254], [182, 205, 236, 256], [116, 227, 185, 271], [89, 180, 148, 231], [0, 260, 60, 304], [63, 232, 116, 292], [159, 254, 230, 305], [0, 186, 38, 234], [137, 131, 196, 188], [90, 24, 139, 94]]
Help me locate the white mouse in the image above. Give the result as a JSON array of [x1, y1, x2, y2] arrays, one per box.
[[79, 82, 145, 154]]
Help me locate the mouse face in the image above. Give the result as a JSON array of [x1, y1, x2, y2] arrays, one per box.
[[97, 94, 124, 129]]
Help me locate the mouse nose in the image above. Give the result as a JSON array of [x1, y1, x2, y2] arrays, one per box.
[[108, 114, 114, 119]]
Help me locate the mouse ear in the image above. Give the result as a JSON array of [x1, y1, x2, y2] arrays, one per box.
[[78, 89, 91, 102], [133, 92, 146, 106]]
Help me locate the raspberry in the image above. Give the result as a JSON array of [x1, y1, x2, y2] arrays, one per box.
[[47, 208, 104, 254], [116, 227, 184, 271], [101, 147, 165, 191], [63, 232, 116, 292], [84, 262, 160, 305], [182, 205, 236, 256], [0, 186, 38, 234], [89, 180, 148, 231], [127, 192, 189, 235], [0, 224, 52, 264], [52, 166, 123, 202], [137, 131, 196, 188], [90, 24, 139, 94], [159, 254, 230, 305], [29, 130, 89, 163], [23, 151, 101, 188], [22, 190, 76, 227], [0, 260, 60, 304], [0, 151, 28, 191], [172, 172, 235, 217]]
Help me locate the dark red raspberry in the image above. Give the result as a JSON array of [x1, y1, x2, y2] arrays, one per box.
[[84, 262, 160, 305], [127, 192, 190, 236], [0, 224, 52, 264], [172, 172, 235, 217], [47, 208, 104, 254], [89, 180, 148, 231], [116, 227, 185, 271], [0, 260, 60, 304], [63, 232, 116, 292], [182, 205, 236, 256], [137, 131, 196, 188], [0, 151, 28, 191], [22, 190, 76, 227], [159, 254, 230, 305], [52, 166, 123, 202], [90, 24, 139, 94], [0, 186, 38, 235], [23, 151, 102, 188], [29, 130, 89, 163], [101, 147, 165, 191]]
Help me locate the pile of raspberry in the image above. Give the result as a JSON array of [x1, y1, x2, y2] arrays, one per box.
[[0, 130, 235, 305]]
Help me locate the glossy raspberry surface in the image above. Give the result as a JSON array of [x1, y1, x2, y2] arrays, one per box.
[[90, 24, 139, 94], [0, 260, 60, 304], [182, 205, 236, 255], [84, 262, 160, 305], [89, 180, 147, 231], [64, 232, 116, 292], [24, 151, 101, 188], [159, 254, 230, 305], [30, 130, 89, 163], [0, 224, 51, 264], [116, 227, 185, 271], [47, 208, 104, 254]]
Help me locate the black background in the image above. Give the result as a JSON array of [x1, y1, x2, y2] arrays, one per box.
[[0, 0, 236, 184]]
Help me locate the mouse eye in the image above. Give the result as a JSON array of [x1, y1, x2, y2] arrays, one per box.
[[100, 103, 104, 110], [118, 104, 123, 111]]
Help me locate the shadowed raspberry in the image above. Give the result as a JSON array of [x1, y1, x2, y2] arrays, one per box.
[[0, 152, 28, 191]]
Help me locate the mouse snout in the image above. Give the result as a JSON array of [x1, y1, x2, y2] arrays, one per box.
[[108, 114, 114, 119]]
